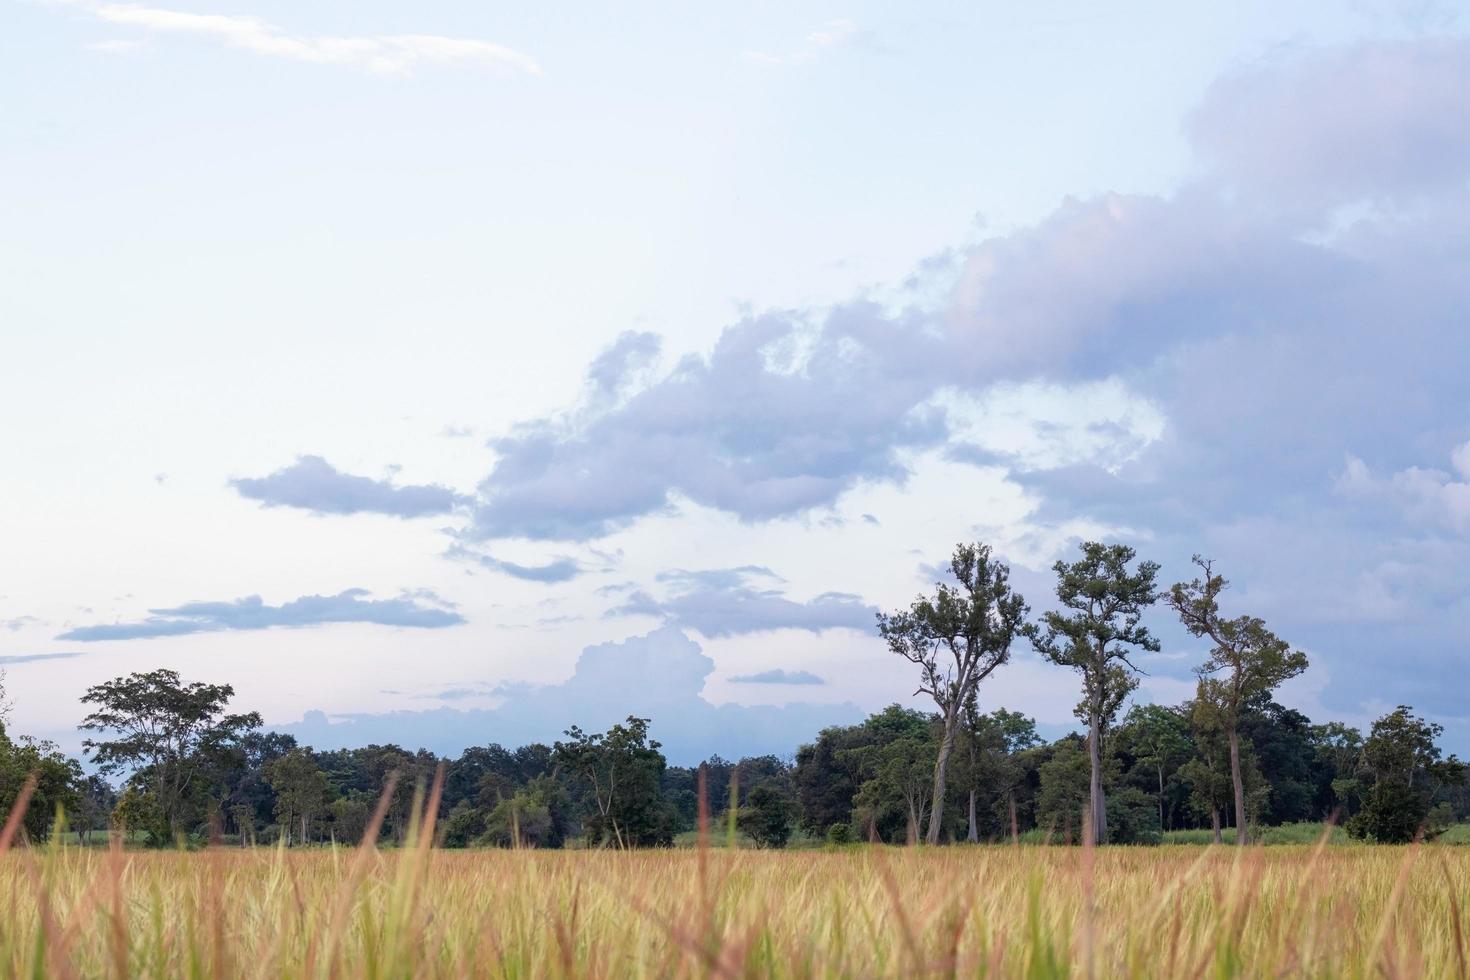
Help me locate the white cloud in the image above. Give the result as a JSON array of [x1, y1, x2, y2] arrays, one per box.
[[1336, 443, 1470, 532], [744, 19, 859, 67], [54, 0, 541, 76]]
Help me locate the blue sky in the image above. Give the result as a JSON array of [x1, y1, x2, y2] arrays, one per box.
[[2, 0, 1468, 762]]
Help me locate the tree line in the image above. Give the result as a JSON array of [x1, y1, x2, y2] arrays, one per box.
[[0, 541, 1464, 847]]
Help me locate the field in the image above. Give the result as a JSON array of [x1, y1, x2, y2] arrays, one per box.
[[3, 833, 1469, 978]]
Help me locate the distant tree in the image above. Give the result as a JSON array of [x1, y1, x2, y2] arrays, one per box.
[[554, 716, 672, 847], [738, 779, 795, 848], [1167, 557, 1308, 845], [229, 802, 256, 846], [0, 667, 12, 724], [79, 669, 260, 841], [1116, 703, 1191, 831], [877, 542, 1029, 845], [1310, 721, 1365, 818], [1032, 541, 1161, 844], [482, 779, 559, 848], [1347, 706, 1464, 843], [75, 774, 118, 846], [264, 748, 333, 845], [958, 705, 1039, 842], [0, 728, 82, 843], [1179, 684, 1234, 841], [1035, 737, 1090, 844], [850, 732, 937, 844]]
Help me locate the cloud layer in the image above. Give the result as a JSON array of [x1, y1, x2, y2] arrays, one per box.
[[280, 627, 859, 763], [232, 456, 465, 519], [607, 566, 876, 638], [59, 589, 464, 641], [60, 0, 542, 76]]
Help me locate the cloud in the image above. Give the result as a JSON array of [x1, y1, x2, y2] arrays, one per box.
[[444, 544, 582, 584], [468, 310, 951, 540], [0, 652, 87, 666], [58, 588, 464, 641], [606, 566, 875, 638], [232, 455, 466, 518], [1188, 38, 1470, 209], [278, 627, 859, 763], [53, 0, 542, 76], [744, 19, 859, 66], [2, 616, 41, 632], [451, 32, 1470, 744], [1336, 444, 1470, 533], [729, 668, 825, 686]]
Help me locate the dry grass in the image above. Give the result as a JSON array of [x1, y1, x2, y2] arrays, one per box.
[[3, 779, 1468, 977], [1, 838, 1468, 976]]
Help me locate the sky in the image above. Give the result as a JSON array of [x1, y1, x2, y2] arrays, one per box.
[[2, 0, 1468, 763]]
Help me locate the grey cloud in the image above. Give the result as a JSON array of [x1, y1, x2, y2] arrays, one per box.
[[587, 330, 662, 400], [445, 544, 582, 583], [1188, 38, 1470, 208], [606, 566, 875, 638], [0, 652, 86, 666], [729, 668, 825, 685], [57, 588, 464, 641], [467, 309, 950, 540], [278, 627, 859, 763], [232, 455, 466, 518]]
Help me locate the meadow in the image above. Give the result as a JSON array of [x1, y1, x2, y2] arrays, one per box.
[[3, 823, 1468, 977]]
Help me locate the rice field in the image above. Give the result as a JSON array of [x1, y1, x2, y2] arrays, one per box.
[[3, 827, 1468, 977]]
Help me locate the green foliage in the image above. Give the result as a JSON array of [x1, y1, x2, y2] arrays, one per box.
[[79, 669, 261, 841], [1033, 541, 1161, 842], [554, 716, 674, 847], [877, 542, 1030, 844], [1347, 706, 1465, 843], [738, 780, 795, 848], [263, 747, 334, 844], [0, 724, 83, 843]]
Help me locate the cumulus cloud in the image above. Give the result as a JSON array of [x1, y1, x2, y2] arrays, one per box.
[[1336, 444, 1470, 533], [279, 627, 859, 763], [447, 32, 1470, 741], [52, 0, 542, 76], [444, 544, 582, 584], [58, 588, 464, 641], [232, 456, 466, 518], [606, 566, 875, 638], [729, 668, 825, 685]]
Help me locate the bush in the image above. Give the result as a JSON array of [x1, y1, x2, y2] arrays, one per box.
[[826, 822, 854, 846]]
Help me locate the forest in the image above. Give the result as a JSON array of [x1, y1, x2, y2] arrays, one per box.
[[2, 542, 1464, 849]]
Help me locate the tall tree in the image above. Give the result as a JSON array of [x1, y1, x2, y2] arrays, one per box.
[[1166, 557, 1308, 844], [1032, 541, 1160, 844], [78, 669, 261, 839], [877, 542, 1029, 844]]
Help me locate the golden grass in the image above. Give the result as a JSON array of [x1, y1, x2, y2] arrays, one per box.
[[2, 834, 1468, 977]]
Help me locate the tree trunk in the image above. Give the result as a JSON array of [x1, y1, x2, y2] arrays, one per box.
[[1228, 726, 1247, 845], [1088, 701, 1106, 844], [926, 709, 957, 845], [966, 789, 978, 843], [301, 813, 309, 847], [1211, 809, 1222, 844], [1009, 792, 1019, 845], [1157, 764, 1165, 831]]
